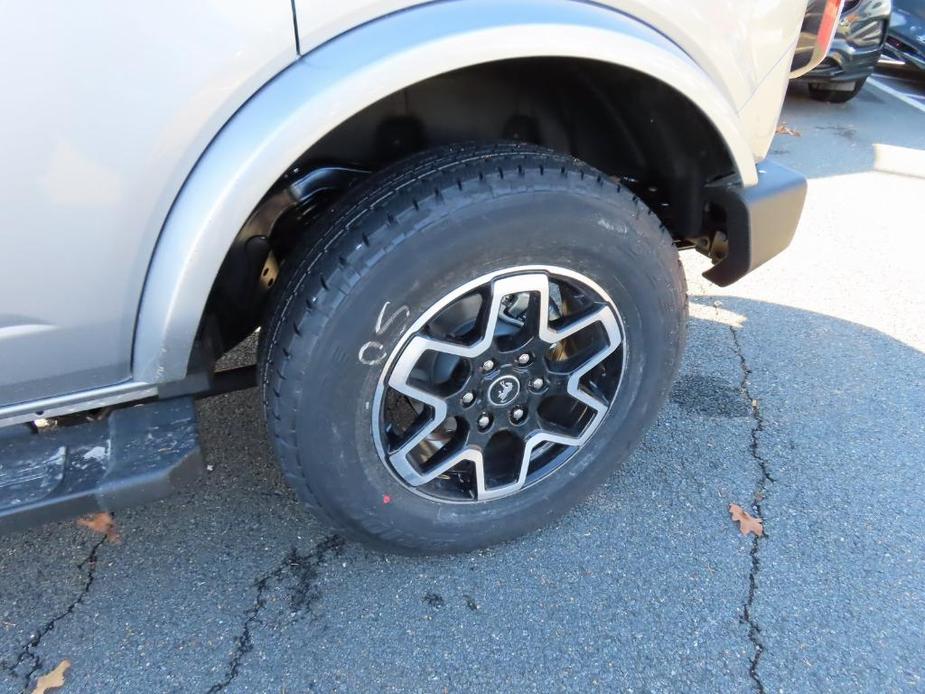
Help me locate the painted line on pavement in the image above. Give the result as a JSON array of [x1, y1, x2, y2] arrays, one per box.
[[868, 77, 925, 115]]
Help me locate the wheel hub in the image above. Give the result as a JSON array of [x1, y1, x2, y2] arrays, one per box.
[[485, 374, 520, 407], [374, 267, 626, 502]]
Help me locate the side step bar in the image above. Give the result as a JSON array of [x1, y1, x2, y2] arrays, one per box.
[[0, 397, 201, 534]]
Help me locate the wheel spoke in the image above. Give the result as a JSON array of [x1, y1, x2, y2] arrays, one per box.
[[478, 426, 583, 499], [400, 444, 483, 488], [541, 302, 622, 414], [566, 341, 619, 411], [539, 304, 621, 347]]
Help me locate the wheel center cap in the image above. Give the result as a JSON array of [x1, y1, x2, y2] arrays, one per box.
[[487, 375, 520, 406]]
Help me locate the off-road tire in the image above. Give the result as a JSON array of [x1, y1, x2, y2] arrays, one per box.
[[260, 142, 687, 554]]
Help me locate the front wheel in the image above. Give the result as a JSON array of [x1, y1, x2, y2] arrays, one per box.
[[260, 142, 687, 553]]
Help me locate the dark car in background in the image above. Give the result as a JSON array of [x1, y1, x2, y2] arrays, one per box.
[[884, 0, 925, 72], [799, 0, 893, 101]]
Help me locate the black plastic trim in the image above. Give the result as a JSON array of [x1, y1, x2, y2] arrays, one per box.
[[703, 160, 807, 287], [0, 397, 201, 533]]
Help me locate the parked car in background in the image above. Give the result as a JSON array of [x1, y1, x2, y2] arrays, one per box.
[[884, 0, 925, 71], [798, 0, 892, 101]]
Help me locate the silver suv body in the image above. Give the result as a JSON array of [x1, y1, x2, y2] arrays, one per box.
[[0, 0, 811, 414]]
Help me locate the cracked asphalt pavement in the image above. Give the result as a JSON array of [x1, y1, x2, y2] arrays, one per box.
[[2, 78, 925, 693]]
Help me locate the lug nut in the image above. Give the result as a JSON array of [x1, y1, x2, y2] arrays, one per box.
[[481, 359, 496, 372], [477, 414, 492, 430], [461, 392, 475, 406], [517, 353, 531, 365], [531, 377, 545, 391], [511, 407, 525, 422]]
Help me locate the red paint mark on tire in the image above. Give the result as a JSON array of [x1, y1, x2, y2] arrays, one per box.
[[383, 495, 392, 504]]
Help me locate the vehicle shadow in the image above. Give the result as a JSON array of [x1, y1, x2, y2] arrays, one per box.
[[0, 296, 923, 691]]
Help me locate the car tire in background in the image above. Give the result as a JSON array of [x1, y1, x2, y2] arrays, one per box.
[[259, 142, 687, 554], [808, 77, 868, 103]]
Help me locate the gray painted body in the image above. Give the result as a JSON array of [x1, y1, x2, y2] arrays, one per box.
[[0, 2, 294, 407], [0, 0, 808, 422]]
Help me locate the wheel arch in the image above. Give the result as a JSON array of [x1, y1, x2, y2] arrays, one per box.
[[133, 0, 757, 384]]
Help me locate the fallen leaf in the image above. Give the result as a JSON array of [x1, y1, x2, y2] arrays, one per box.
[[31, 660, 70, 694], [729, 503, 764, 537], [77, 512, 121, 543], [775, 123, 801, 137]]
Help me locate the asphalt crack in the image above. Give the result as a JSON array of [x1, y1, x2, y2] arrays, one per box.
[[207, 536, 344, 693], [1, 534, 107, 693], [728, 321, 773, 694]]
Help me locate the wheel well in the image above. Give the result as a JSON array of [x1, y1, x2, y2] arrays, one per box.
[[203, 57, 735, 357]]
